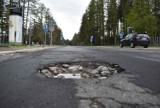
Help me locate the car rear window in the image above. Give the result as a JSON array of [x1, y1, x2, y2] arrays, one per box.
[[138, 34, 149, 38]]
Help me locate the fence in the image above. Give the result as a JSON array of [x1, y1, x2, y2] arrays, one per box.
[[150, 35, 160, 45]]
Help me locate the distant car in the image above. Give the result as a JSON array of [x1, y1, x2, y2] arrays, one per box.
[[120, 33, 150, 48]]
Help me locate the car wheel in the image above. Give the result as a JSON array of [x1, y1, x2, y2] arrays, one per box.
[[120, 43, 123, 48], [130, 42, 135, 48], [143, 45, 148, 48]]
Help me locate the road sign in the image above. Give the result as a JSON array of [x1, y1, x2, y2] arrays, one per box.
[[49, 17, 55, 32], [43, 24, 48, 31], [90, 36, 94, 42], [120, 32, 124, 39]]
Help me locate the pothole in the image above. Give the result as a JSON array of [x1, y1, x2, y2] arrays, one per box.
[[38, 61, 125, 79]]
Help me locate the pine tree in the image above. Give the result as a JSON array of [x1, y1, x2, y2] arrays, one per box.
[[118, 0, 134, 35], [53, 25, 62, 45], [153, 0, 160, 35], [126, 0, 156, 36], [77, 0, 105, 45], [79, 12, 90, 45], [95, 0, 105, 45], [106, 0, 118, 44], [72, 33, 80, 45]]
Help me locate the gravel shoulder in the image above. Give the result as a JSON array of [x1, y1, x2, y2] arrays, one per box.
[[0, 46, 54, 62], [0, 46, 54, 54]]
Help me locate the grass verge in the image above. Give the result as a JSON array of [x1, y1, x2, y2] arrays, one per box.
[[0, 43, 26, 47]]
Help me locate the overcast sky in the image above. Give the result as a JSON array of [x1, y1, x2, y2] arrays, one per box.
[[40, 0, 91, 40]]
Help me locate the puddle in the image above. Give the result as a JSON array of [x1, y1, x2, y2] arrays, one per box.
[[38, 61, 125, 79]]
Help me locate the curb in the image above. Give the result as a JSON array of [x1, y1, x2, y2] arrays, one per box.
[[0, 47, 54, 54]]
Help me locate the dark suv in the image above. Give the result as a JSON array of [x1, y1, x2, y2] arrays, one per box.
[[120, 33, 150, 48]]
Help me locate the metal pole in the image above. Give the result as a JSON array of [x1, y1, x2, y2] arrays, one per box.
[[28, 16, 32, 46], [45, 30, 46, 45], [91, 40, 92, 46], [29, 28, 31, 45], [49, 17, 55, 46], [101, 39, 102, 46], [50, 31, 52, 45]]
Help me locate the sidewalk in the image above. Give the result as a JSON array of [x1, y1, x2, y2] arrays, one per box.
[[0, 46, 54, 54]]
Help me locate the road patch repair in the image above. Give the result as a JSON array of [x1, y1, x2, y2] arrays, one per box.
[[38, 61, 125, 79], [38, 62, 160, 108]]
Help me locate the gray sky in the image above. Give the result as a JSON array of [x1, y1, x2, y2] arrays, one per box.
[[40, 0, 90, 40]]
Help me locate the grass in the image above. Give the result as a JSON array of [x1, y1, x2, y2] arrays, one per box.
[[0, 44, 9, 47], [0, 43, 26, 47], [150, 44, 160, 47]]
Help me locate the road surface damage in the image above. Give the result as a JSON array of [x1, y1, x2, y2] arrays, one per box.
[[38, 61, 125, 79]]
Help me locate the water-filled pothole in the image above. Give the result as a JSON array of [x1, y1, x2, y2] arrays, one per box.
[[38, 61, 125, 79]]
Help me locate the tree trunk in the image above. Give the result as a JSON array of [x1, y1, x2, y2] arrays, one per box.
[[22, 0, 26, 44]]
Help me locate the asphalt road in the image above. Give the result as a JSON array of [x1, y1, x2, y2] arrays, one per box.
[[0, 46, 160, 108]]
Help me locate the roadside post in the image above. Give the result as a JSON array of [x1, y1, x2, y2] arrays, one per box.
[[100, 36, 103, 46], [90, 36, 94, 46], [49, 17, 55, 46], [43, 24, 48, 45], [28, 17, 34, 46], [60, 33, 64, 44]]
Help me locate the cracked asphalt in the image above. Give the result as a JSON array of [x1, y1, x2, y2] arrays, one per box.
[[0, 46, 160, 108]]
